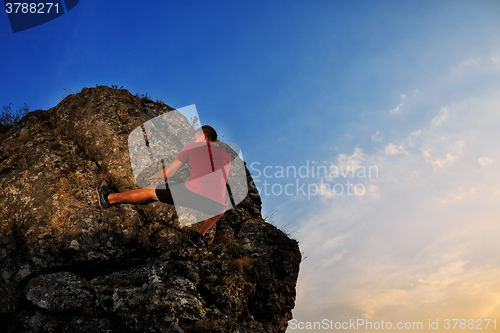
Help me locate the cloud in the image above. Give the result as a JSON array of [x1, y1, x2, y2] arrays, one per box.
[[388, 94, 407, 114], [362, 184, 380, 199], [371, 130, 383, 143], [389, 103, 403, 114], [475, 157, 493, 169], [408, 130, 423, 147], [422, 140, 465, 169], [459, 58, 479, 67], [411, 130, 422, 136], [451, 58, 479, 76], [319, 249, 348, 268], [359, 289, 407, 319], [439, 187, 477, 204], [384, 143, 407, 155], [318, 182, 336, 199], [335, 147, 364, 171], [432, 107, 450, 126], [417, 279, 449, 288]]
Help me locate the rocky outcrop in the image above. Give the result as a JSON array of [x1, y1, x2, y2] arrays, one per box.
[[0, 86, 300, 332]]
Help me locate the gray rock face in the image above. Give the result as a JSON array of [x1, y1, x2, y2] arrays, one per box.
[[0, 86, 300, 332], [25, 272, 94, 311]]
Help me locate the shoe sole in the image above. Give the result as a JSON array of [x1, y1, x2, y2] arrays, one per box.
[[189, 239, 199, 248], [97, 181, 111, 209], [189, 238, 204, 248]]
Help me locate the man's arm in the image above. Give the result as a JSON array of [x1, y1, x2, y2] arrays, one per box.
[[148, 159, 184, 180]]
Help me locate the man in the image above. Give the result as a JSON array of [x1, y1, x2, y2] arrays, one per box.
[[97, 125, 231, 248]]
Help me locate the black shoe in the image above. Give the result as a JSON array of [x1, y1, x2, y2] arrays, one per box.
[[189, 232, 205, 248], [97, 180, 114, 209]]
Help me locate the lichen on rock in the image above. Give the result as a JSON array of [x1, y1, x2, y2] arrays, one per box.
[[0, 86, 300, 332]]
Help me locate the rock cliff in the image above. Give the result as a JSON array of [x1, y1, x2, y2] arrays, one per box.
[[0, 86, 301, 332]]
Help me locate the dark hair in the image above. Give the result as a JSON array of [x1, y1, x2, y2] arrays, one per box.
[[199, 125, 217, 142]]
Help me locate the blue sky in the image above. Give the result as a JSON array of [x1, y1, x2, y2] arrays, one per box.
[[2, 1, 500, 331]]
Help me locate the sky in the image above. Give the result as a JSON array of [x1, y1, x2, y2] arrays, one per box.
[[2, 1, 500, 332]]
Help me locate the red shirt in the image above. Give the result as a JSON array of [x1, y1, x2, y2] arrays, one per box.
[[175, 142, 231, 205]]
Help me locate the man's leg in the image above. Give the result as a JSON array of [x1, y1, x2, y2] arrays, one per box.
[[190, 211, 225, 248], [197, 212, 225, 236], [108, 185, 158, 204]]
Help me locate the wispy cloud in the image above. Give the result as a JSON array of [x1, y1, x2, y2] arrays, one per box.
[[432, 107, 449, 126], [422, 140, 465, 169], [411, 130, 422, 136], [371, 131, 383, 143], [389, 103, 403, 114], [388, 94, 407, 114], [334, 147, 364, 173], [384, 143, 407, 156], [439, 186, 476, 204], [475, 157, 493, 169], [452, 58, 479, 75], [360, 289, 407, 319]]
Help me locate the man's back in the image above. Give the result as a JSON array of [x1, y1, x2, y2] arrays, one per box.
[[176, 142, 231, 206]]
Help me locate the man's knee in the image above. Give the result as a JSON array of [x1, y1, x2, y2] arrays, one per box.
[[146, 188, 159, 201]]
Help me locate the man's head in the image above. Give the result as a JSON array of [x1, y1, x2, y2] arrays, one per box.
[[195, 125, 218, 143]]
